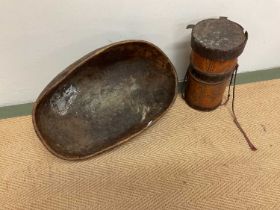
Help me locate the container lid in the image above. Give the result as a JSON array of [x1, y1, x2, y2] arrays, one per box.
[[188, 17, 248, 60]]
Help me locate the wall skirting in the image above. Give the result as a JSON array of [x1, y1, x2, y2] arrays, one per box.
[[1, 67, 280, 120]]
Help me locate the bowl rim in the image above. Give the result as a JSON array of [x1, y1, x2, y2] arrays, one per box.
[[32, 40, 178, 160]]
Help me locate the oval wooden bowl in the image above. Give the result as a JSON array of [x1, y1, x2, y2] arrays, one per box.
[[32, 40, 177, 160]]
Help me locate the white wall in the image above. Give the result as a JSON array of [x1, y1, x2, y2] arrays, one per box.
[[1, 0, 280, 106]]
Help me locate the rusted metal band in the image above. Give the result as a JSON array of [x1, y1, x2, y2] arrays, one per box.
[[188, 64, 233, 84]]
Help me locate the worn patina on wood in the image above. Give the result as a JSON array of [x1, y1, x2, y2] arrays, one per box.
[[184, 17, 248, 111], [32, 40, 177, 160]]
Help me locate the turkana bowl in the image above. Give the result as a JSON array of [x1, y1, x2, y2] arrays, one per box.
[[32, 40, 177, 160]]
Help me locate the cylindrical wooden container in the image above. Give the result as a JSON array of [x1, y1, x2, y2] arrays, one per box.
[[184, 17, 248, 111]]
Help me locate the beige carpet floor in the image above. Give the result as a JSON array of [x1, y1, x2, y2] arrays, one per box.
[[1, 79, 280, 210]]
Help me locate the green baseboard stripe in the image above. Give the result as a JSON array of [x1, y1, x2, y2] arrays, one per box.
[[0, 103, 33, 120], [0, 67, 280, 120], [236, 67, 280, 85], [178, 67, 280, 92]]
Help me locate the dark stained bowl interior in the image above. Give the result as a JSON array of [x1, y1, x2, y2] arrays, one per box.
[[33, 41, 177, 160]]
